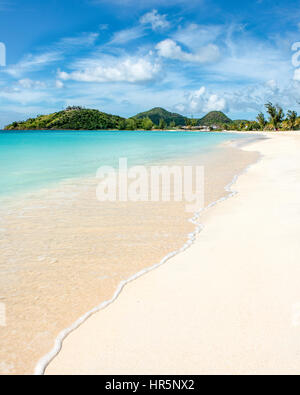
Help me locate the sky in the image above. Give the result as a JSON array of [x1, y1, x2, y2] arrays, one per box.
[[0, 0, 300, 127]]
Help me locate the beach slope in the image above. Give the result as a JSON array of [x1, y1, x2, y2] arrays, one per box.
[[45, 132, 300, 375]]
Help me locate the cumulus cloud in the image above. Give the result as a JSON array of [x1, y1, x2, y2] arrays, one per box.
[[188, 87, 206, 110], [156, 39, 219, 63], [175, 87, 228, 114], [204, 94, 227, 112], [186, 80, 300, 116], [140, 9, 170, 31], [156, 39, 183, 59], [58, 56, 161, 83]]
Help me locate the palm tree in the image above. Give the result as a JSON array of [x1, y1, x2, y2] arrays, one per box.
[[265, 102, 284, 131], [239, 121, 246, 131], [256, 112, 267, 130], [286, 110, 297, 130]]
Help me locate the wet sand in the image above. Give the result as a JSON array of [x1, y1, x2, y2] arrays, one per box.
[[0, 144, 258, 375]]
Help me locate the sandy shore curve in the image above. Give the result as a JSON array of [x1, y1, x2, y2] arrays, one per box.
[[45, 132, 300, 375]]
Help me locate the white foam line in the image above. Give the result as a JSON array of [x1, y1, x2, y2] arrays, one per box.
[[34, 142, 264, 376]]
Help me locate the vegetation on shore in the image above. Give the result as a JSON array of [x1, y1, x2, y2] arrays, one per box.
[[206, 103, 299, 131], [4, 107, 125, 131], [3, 103, 300, 131], [240, 103, 299, 131]]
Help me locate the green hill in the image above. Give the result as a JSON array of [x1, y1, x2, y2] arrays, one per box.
[[198, 111, 232, 126], [4, 106, 125, 130], [4, 107, 235, 131], [133, 107, 187, 126]]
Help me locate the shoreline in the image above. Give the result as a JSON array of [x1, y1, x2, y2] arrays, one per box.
[[0, 135, 257, 375], [45, 132, 300, 375], [33, 138, 261, 375], [36, 148, 261, 375], [2, 129, 300, 134]]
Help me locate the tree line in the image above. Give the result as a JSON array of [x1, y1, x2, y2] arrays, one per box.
[[4, 103, 300, 131], [118, 117, 173, 130], [221, 103, 299, 132]]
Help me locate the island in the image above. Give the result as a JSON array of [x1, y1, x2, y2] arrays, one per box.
[[3, 103, 300, 132]]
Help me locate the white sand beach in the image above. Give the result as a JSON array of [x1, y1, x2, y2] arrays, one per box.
[[45, 132, 300, 375]]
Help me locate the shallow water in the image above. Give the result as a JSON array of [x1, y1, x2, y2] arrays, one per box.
[[0, 130, 248, 199], [0, 131, 258, 375]]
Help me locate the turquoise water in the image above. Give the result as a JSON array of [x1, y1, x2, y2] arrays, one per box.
[[0, 130, 248, 198]]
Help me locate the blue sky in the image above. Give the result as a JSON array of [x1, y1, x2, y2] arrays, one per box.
[[0, 0, 300, 127]]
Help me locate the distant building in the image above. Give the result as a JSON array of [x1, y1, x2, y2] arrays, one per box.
[[180, 125, 211, 132], [199, 126, 211, 132]]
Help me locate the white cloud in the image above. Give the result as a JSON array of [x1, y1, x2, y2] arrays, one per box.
[[156, 39, 183, 59], [109, 27, 145, 44], [205, 80, 300, 116], [172, 24, 222, 50], [109, 10, 170, 45], [58, 33, 99, 47], [0, 79, 55, 107], [194, 87, 206, 97], [2, 32, 99, 78], [0, 89, 50, 105], [294, 69, 300, 81], [266, 79, 278, 91], [204, 94, 227, 112], [58, 56, 161, 83], [55, 80, 64, 89], [207, 26, 293, 85], [156, 39, 219, 63], [175, 87, 228, 115], [140, 9, 170, 31], [187, 87, 206, 110], [4, 52, 62, 77], [17, 79, 46, 89]]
